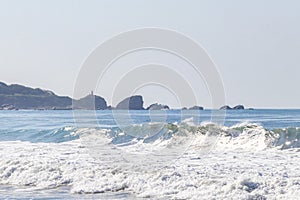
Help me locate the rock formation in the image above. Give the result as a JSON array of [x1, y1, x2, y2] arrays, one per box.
[[188, 106, 204, 110], [73, 93, 107, 110], [116, 95, 144, 110], [220, 105, 245, 110], [0, 82, 72, 110], [146, 103, 170, 110], [233, 105, 245, 110], [0, 81, 249, 111], [220, 105, 232, 110]]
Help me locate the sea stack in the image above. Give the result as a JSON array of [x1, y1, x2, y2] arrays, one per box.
[[116, 95, 144, 110]]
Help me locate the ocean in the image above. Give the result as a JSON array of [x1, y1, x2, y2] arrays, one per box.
[[0, 109, 300, 199]]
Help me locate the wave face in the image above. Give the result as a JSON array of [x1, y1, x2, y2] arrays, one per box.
[[79, 122, 300, 151], [2, 121, 299, 150]]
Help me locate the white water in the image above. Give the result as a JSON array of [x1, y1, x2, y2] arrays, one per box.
[[1, 123, 300, 199]]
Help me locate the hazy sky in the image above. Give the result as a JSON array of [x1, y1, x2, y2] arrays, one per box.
[[0, 0, 299, 108]]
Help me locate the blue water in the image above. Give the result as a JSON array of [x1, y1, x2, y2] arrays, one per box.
[[0, 109, 300, 143]]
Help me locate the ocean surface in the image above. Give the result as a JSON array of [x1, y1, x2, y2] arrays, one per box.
[[0, 109, 300, 199]]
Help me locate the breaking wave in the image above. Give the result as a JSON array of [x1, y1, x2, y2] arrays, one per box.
[[73, 122, 300, 151], [1, 121, 300, 199], [1, 121, 300, 150]]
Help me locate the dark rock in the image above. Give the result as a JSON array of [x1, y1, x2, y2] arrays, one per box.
[[188, 106, 204, 110], [233, 105, 245, 110], [146, 103, 170, 110], [0, 82, 54, 96], [182, 107, 188, 110], [220, 105, 232, 110], [73, 94, 107, 110], [116, 95, 144, 110], [0, 81, 72, 109], [0, 81, 110, 110], [0, 94, 72, 110], [220, 105, 245, 110]]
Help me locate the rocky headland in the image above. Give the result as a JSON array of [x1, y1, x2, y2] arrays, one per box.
[[0, 81, 248, 110]]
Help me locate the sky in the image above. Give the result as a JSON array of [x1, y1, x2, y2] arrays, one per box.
[[0, 0, 299, 108]]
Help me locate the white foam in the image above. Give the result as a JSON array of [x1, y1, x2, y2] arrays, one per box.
[[1, 123, 300, 199], [0, 136, 300, 199]]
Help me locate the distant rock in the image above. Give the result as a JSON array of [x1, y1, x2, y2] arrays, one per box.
[[73, 93, 107, 110], [1, 81, 247, 111], [116, 95, 144, 110], [0, 82, 54, 96], [0, 81, 111, 110], [188, 106, 204, 110], [146, 103, 170, 110], [182, 107, 188, 110], [0, 81, 77, 110], [0, 81, 72, 110], [233, 105, 245, 110], [220, 105, 245, 110], [220, 105, 232, 110], [249, 108, 254, 110]]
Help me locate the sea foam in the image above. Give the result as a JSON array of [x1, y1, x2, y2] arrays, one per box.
[[1, 122, 300, 199]]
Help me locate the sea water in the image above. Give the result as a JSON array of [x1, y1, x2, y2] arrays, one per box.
[[0, 109, 300, 199]]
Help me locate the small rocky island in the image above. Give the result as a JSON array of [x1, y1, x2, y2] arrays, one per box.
[[188, 106, 204, 110], [0, 81, 248, 110], [146, 103, 170, 110], [219, 105, 245, 110]]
